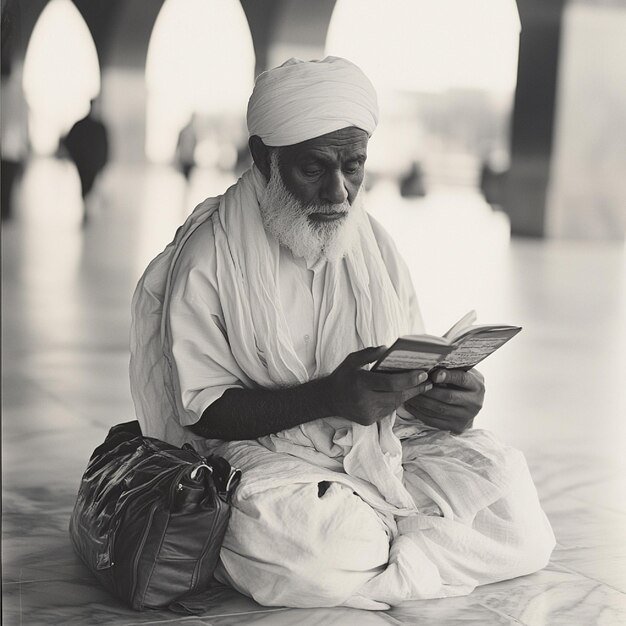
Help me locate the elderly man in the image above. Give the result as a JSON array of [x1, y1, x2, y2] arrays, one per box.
[[130, 57, 554, 610]]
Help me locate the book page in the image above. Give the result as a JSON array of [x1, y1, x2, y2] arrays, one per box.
[[375, 349, 446, 372], [443, 310, 477, 342], [373, 339, 452, 372], [438, 327, 521, 369]]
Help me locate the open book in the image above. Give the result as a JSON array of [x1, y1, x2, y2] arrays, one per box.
[[372, 310, 521, 372]]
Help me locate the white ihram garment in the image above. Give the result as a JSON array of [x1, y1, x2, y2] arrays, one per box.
[[129, 167, 555, 610]]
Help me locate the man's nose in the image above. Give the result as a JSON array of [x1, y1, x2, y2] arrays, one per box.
[[322, 170, 348, 205]]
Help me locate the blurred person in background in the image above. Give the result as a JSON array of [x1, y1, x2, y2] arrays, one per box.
[[479, 148, 510, 209], [399, 160, 426, 198], [60, 98, 109, 224], [1, 0, 25, 221], [130, 57, 554, 610], [176, 112, 198, 181], [0, 93, 25, 221]]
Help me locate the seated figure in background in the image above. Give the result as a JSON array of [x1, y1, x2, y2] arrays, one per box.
[[130, 57, 554, 610]]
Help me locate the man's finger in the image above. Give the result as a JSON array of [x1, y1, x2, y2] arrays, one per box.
[[406, 394, 469, 418], [424, 386, 479, 407], [367, 370, 428, 391], [430, 368, 481, 390], [344, 346, 388, 368], [399, 382, 433, 404]]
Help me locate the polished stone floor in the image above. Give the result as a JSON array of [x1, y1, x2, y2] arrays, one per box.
[[2, 159, 626, 625]]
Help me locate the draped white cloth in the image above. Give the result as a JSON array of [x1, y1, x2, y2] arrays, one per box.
[[129, 167, 555, 609]]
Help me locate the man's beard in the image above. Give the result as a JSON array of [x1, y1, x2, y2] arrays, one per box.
[[258, 151, 363, 264]]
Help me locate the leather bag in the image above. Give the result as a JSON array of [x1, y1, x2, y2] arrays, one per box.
[[69, 420, 241, 611]]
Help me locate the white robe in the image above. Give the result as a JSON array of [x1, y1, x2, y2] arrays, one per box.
[[129, 167, 555, 610]]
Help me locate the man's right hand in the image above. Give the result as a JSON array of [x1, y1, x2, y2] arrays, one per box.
[[325, 346, 432, 425], [194, 346, 431, 440]]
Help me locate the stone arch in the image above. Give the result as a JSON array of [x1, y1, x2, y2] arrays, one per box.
[[94, 1, 166, 161], [2, 1, 166, 162], [144, 0, 255, 163], [263, 0, 337, 70]]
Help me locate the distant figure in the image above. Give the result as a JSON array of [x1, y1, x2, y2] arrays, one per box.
[[61, 100, 109, 223], [479, 150, 510, 208], [399, 161, 426, 198], [1, 158, 21, 220], [176, 114, 198, 181], [1, 71, 28, 221]]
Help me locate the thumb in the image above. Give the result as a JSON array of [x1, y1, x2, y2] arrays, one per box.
[[344, 345, 388, 369]]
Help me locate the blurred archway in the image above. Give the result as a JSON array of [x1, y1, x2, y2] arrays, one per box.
[[145, 0, 255, 164], [325, 0, 520, 190], [22, 0, 100, 156]]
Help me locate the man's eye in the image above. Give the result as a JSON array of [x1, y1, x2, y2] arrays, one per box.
[[344, 162, 362, 175], [303, 168, 322, 177]]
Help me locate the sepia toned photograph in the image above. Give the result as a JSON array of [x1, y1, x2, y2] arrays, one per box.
[[2, 1, 625, 624]]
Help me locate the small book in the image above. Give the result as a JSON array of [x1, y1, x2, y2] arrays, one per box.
[[372, 310, 521, 373]]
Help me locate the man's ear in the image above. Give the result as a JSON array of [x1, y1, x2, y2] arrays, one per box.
[[248, 135, 271, 180]]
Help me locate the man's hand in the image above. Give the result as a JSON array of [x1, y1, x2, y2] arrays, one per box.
[[325, 346, 433, 426], [403, 368, 485, 434]]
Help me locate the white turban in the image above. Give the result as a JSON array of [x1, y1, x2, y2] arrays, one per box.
[[247, 56, 379, 147]]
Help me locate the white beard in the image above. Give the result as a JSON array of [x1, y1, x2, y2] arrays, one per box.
[[258, 152, 364, 264]]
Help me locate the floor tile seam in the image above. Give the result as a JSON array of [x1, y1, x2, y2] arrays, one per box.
[[19, 377, 79, 415], [533, 455, 626, 472], [553, 539, 626, 552], [1, 371, 54, 401], [119, 607, 292, 625], [553, 543, 626, 556], [469, 575, 585, 598], [474, 600, 526, 625], [529, 451, 626, 470], [537, 475, 626, 503], [5, 342, 131, 356], [548, 561, 626, 596], [468, 572, 626, 609], [539, 487, 626, 508], [8, 380, 118, 431], [1, 427, 78, 443], [565, 494, 626, 517]]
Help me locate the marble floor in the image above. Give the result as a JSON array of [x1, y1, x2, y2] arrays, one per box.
[[2, 159, 626, 625]]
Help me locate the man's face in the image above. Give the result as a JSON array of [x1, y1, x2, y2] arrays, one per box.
[[277, 126, 369, 222], [258, 127, 369, 263]]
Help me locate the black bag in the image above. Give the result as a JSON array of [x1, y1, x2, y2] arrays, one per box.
[[69, 420, 241, 611]]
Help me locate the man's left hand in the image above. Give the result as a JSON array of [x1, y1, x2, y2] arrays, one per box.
[[403, 368, 485, 434]]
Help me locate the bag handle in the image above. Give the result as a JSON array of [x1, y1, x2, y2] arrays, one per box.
[[189, 463, 212, 481], [224, 467, 242, 501]]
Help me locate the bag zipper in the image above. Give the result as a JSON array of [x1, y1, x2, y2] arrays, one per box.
[[131, 502, 159, 608], [105, 460, 201, 569], [169, 462, 208, 504]]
